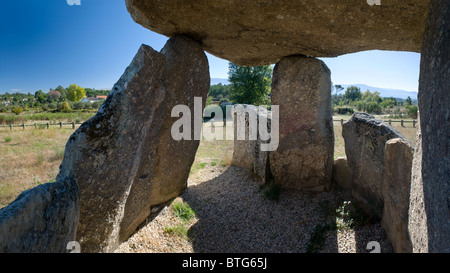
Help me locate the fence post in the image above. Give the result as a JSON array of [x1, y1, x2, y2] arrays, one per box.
[[389, 119, 391, 125], [341, 119, 344, 126], [59, 122, 62, 128], [22, 123, 25, 130], [401, 120, 404, 127], [9, 124, 12, 131], [72, 122, 75, 129], [46, 123, 49, 129], [413, 120, 416, 128], [34, 123, 37, 129]]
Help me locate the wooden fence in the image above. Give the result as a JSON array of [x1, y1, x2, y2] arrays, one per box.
[[333, 119, 417, 128], [0, 119, 417, 131], [0, 122, 83, 131]]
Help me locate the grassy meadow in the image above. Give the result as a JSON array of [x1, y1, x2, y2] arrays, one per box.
[[0, 115, 417, 209]]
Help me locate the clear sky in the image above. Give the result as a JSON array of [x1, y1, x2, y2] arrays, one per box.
[[0, 0, 421, 94]]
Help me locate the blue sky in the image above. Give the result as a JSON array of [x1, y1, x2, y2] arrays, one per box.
[[0, 0, 421, 94]]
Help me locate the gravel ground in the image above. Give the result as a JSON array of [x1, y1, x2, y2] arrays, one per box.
[[116, 165, 393, 253]]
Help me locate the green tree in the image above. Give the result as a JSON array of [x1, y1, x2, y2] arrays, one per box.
[[344, 86, 362, 102], [405, 96, 412, 106], [67, 84, 86, 102], [228, 63, 272, 105]]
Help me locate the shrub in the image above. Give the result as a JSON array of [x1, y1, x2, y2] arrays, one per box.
[[336, 107, 354, 115], [48, 103, 58, 110], [11, 106, 23, 115], [58, 101, 72, 113], [4, 136, 12, 143], [72, 102, 84, 110], [407, 105, 418, 119]]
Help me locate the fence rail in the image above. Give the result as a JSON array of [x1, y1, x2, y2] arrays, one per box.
[[333, 119, 417, 127], [0, 118, 418, 131], [0, 122, 83, 131]]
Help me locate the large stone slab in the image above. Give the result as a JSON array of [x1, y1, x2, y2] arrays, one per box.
[[57, 36, 209, 252], [126, 0, 429, 65], [408, 0, 450, 253], [269, 55, 334, 191], [342, 112, 408, 218], [0, 177, 79, 253], [382, 138, 413, 253], [57, 44, 167, 253]]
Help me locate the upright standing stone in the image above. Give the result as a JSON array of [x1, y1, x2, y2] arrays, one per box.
[[232, 104, 257, 170], [342, 113, 408, 218], [253, 107, 273, 185], [269, 55, 334, 191], [332, 157, 352, 191], [408, 0, 450, 253], [382, 138, 414, 253]]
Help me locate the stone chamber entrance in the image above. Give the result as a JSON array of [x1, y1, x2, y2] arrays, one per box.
[[0, 0, 447, 253]]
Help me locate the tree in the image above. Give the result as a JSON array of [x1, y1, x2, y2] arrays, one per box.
[[228, 63, 272, 105], [67, 84, 86, 102], [405, 96, 412, 106], [343, 86, 362, 102], [334, 84, 344, 96]]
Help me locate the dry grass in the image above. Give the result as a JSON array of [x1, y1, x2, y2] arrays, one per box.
[[0, 127, 77, 208]]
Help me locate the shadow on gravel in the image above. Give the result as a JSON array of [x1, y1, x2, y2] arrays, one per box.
[[181, 166, 392, 253], [181, 166, 338, 253]]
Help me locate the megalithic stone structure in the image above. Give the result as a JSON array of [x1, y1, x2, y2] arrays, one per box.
[[408, 0, 449, 253], [269, 55, 334, 191], [56, 36, 209, 253]]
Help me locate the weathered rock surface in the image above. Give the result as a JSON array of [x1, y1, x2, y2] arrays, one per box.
[[332, 157, 352, 191], [146, 35, 210, 209], [232, 104, 258, 170], [0, 177, 79, 253], [342, 112, 408, 218], [269, 55, 334, 191], [57, 36, 209, 252], [408, 0, 450, 253], [232, 105, 275, 185], [252, 108, 273, 185], [126, 0, 429, 66], [382, 138, 413, 253]]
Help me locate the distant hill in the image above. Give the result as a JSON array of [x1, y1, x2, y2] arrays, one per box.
[[211, 78, 230, 86], [337, 84, 418, 100]]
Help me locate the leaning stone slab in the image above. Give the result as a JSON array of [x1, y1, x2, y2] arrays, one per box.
[[342, 112, 408, 218], [0, 177, 79, 253], [269, 55, 334, 191], [382, 138, 413, 253], [57, 36, 210, 253], [57, 44, 167, 253]]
